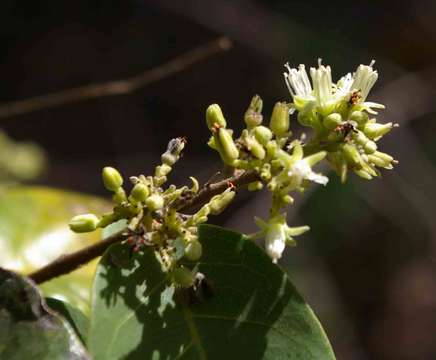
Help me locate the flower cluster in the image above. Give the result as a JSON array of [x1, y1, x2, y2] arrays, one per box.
[[205, 97, 328, 262], [69, 137, 235, 287], [205, 59, 397, 262], [284, 59, 397, 182]]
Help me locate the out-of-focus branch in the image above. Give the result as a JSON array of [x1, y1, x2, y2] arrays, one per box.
[[0, 36, 232, 119]]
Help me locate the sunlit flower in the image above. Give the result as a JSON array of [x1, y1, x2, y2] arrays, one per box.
[[255, 214, 310, 263]]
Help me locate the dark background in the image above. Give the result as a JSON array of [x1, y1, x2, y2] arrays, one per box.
[[1, 1, 436, 358]]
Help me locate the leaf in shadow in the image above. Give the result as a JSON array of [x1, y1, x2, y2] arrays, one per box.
[[88, 224, 335, 360]]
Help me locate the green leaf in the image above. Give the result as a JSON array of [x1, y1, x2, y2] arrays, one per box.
[[0, 267, 89, 359], [45, 297, 89, 346], [0, 186, 111, 313], [88, 224, 335, 359]]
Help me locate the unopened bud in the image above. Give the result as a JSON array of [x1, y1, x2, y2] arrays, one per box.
[[254, 125, 273, 145], [113, 188, 127, 204], [145, 194, 164, 211], [249, 138, 266, 159], [323, 113, 342, 130], [342, 144, 362, 167], [184, 241, 202, 261], [244, 110, 263, 129], [102, 167, 123, 192], [69, 214, 99, 233], [248, 181, 264, 191], [130, 183, 149, 202], [155, 164, 172, 177], [218, 128, 239, 161], [209, 190, 235, 215], [206, 104, 227, 130], [349, 111, 369, 126], [270, 102, 290, 136], [364, 141, 377, 154], [363, 122, 393, 139]]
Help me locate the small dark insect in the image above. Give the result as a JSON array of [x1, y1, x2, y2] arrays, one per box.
[[185, 272, 215, 305], [334, 122, 357, 140]]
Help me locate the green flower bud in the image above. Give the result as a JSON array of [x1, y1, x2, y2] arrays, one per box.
[[247, 94, 263, 113], [249, 138, 266, 160], [155, 164, 172, 177], [368, 154, 392, 168], [145, 194, 164, 211], [97, 213, 117, 228], [270, 102, 290, 136], [130, 183, 149, 202], [69, 214, 99, 233], [209, 190, 235, 215], [364, 141, 377, 154], [363, 122, 393, 139], [102, 167, 123, 192], [172, 266, 194, 288], [354, 131, 370, 146], [218, 128, 239, 161], [184, 240, 202, 261], [354, 168, 372, 180], [253, 126, 273, 145], [244, 110, 263, 129], [349, 111, 369, 126], [373, 151, 394, 163], [342, 144, 362, 167], [206, 104, 227, 130], [248, 181, 264, 191], [323, 113, 342, 130]]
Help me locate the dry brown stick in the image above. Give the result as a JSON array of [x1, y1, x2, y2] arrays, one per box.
[[28, 170, 259, 284], [0, 37, 232, 119]]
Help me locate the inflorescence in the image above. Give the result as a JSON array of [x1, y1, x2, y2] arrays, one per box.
[[69, 59, 397, 284]]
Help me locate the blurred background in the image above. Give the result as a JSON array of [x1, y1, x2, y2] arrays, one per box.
[[1, 0, 436, 359]]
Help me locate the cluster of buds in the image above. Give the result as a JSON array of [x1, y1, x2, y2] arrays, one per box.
[[205, 97, 328, 262], [284, 59, 398, 182], [69, 137, 235, 288]]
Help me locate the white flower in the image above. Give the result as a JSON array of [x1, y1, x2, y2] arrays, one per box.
[[310, 59, 334, 109], [351, 60, 378, 101], [255, 214, 310, 263], [283, 63, 314, 100], [288, 159, 329, 186], [265, 222, 287, 263]]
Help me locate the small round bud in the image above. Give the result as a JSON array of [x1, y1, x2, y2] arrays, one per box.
[[248, 181, 264, 191], [270, 102, 290, 136], [206, 104, 227, 130], [97, 213, 117, 228], [172, 266, 194, 288], [323, 113, 342, 130], [218, 128, 239, 161], [102, 167, 123, 192], [209, 190, 235, 215], [254, 126, 273, 145], [145, 194, 164, 211], [130, 183, 149, 202], [349, 111, 369, 126], [184, 241, 202, 261], [69, 214, 99, 233]]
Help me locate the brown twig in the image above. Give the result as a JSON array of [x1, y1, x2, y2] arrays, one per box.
[[28, 170, 259, 284], [0, 37, 232, 119]]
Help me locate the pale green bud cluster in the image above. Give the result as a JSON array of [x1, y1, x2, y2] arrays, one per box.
[[69, 137, 236, 288], [205, 96, 329, 261]]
